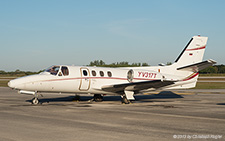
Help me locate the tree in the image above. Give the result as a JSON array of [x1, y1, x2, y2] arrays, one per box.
[[89, 60, 105, 66], [142, 63, 149, 66], [200, 66, 217, 74], [166, 62, 172, 65], [0, 70, 6, 74], [217, 65, 225, 73], [88, 60, 150, 67]]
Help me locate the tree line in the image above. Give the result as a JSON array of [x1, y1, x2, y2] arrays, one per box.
[[0, 69, 41, 77], [88, 60, 149, 67], [0, 60, 224, 76], [200, 65, 225, 74]]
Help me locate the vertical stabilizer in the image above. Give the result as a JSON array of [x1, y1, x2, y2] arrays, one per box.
[[175, 36, 208, 67]]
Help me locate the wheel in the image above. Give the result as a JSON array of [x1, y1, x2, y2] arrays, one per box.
[[122, 96, 130, 104], [73, 95, 80, 101], [94, 94, 103, 102], [32, 98, 39, 105]]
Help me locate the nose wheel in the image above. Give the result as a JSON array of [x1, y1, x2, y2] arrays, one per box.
[[32, 97, 39, 105]]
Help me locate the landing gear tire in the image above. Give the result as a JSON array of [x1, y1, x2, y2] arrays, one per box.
[[73, 95, 80, 101], [32, 97, 39, 105], [93, 94, 103, 102], [121, 96, 130, 104]]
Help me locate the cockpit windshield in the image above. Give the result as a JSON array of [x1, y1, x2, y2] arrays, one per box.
[[45, 66, 60, 75], [44, 65, 69, 76]]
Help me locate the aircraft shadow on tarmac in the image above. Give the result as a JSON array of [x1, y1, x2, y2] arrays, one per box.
[[217, 103, 225, 105], [26, 91, 183, 104]]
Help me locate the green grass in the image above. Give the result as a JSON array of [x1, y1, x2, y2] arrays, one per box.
[[195, 82, 225, 89], [199, 73, 225, 76], [0, 80, 9, 87], [0, 74, 24, 77]]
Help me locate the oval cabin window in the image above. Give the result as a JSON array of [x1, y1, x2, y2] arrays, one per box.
[[100, 71, 104, 77], [92, 70, 96, 76], [107, 71, 112, 77]]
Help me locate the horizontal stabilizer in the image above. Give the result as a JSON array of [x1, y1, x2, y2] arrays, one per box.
[[177, 59, 216, 72]]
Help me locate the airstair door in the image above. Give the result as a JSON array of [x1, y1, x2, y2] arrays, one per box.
[[79, 68, 90, 91]]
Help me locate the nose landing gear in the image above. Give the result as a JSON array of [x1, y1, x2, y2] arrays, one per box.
[[31, 92, 41, 105], [32, 97, 39, 105]]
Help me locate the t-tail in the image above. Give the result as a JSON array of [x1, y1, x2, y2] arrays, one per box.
[[168, 35, 216, 89], [175, 35, 208, 67]]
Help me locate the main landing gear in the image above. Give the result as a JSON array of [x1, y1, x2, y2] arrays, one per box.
[[121, 95, 131, 104], [93, 94, 103, 102], [121, 91, 135, 104], [92, 94, 133, 104], [73, 95, 81, 101]]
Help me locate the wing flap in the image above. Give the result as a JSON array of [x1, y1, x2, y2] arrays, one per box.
[[101, 80, 175, 93]]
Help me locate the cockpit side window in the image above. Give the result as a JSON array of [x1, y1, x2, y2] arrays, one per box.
[[45, 66, 60, 75], [61, 66, 69, 76]]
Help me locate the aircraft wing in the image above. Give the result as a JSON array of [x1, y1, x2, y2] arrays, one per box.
[[101, 80, 175, 93], [177, 59, 216, 72]]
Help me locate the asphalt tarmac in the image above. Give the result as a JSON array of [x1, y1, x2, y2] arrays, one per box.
[[0, 87, 225, 141]]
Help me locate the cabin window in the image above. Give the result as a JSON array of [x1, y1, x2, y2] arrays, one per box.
[[100, 71, 104, 77], [83, 70, 88, 76], [107, 71, 112, 77], [61, 66, 69, 76], [92, 70, 96, 76]]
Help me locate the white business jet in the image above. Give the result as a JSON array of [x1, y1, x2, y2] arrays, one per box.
[[8, 36, 216, 104]]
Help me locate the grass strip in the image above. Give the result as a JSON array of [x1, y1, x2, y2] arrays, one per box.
[[0, 80, 9, 87], [195, 82, 225, 89]]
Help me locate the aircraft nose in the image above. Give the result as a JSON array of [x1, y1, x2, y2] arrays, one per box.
[[8, 80, 16, 89], [8, 80, 13, 88]]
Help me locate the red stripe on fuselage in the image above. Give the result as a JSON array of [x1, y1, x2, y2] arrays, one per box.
[[42, 77, 156, 82], [185, 46, 205, 51]]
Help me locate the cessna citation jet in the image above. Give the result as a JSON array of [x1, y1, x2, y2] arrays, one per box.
[[8, 36, 216, 104]]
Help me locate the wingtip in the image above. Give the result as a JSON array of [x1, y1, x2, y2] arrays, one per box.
[[208, 59, 217, 64]]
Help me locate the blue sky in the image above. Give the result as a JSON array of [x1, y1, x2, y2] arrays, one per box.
[[0, 0, 225, 71]]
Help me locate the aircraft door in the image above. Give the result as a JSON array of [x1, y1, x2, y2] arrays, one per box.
[[79, 68, 91, 91]]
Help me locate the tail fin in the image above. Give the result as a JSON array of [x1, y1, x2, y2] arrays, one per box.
[[174, 35, 208, 67], [166, 36, 216, 89]]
